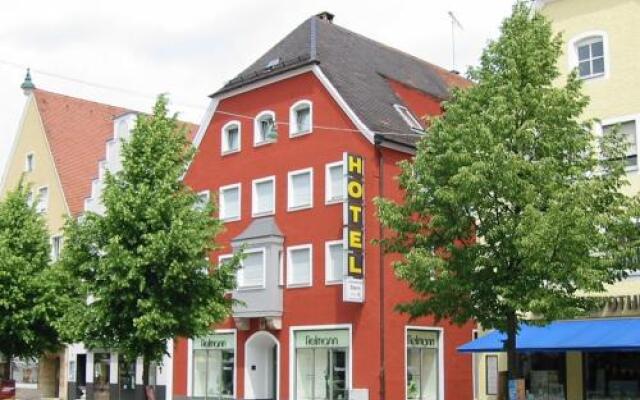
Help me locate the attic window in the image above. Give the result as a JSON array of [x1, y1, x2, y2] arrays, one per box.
[[265, 58, 281, 70], [394, 104, 422, 131]]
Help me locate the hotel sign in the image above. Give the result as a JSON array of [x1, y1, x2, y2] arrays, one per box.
[[343, 153, 365, 303]]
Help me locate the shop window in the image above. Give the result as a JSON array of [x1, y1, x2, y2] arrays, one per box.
[[221, 121, 241, 154], [192, 333, 235, 399], [219, 184, 241, 221], [254, 111, 276, 145], [118, 355, 136, 390], [325, 161, 345, 204], [238, 249, 265, 289], [287, 245, 312, 287], [252, 176, 275, 217], [602, 120, 638, 170], [93, 353, 111, 398], [294, 329, 349, 400], [406, 329, 440, 400], [289, 100, 312, 136], [288, 168, 313, 211], [518, 352, 566, 400], [10, 358, 39, 384], [584, 352, 640, 399], [325, 240, 344, 284]]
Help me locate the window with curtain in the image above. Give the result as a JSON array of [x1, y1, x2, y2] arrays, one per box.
[[220, 185, 241, 221], [326, 162, 345, 203], [406, 330, 440, 400], [255, 112, 275, 145], [325, 241, 344, 284], [288, 169, 313, 210], [192, 349, 234, 399], [603, 120, 638, 169], [576, 36, 605, 79], [253, 178, 275, 216], [291, 101, 312, 135], [222, 123, 240, 153], [238, 250, 265, 288], [287, 245, 312, 287]]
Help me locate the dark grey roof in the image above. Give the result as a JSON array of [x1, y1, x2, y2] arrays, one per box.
[[233, 216, 283, 242], [213, 13, 469, 144]]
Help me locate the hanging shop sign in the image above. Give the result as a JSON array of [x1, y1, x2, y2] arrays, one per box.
[[343, 152, 365, 303], [295, 330, 350, 349], [193, 332, 235, 350]]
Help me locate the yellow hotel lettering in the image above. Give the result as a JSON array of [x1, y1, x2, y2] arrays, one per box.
[[345, 153, 364, 279]]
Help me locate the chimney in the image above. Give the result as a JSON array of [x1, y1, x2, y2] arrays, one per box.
[[316, 12, 334, 22], [20, 68, 36, 96]]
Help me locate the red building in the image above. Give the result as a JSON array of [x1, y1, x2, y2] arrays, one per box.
[[176, 12, 474, 400]]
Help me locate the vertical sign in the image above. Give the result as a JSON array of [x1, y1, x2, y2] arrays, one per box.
[[343, 152, 365, 303]]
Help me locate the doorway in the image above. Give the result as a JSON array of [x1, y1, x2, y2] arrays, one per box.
[[93, 353, 111, 400], [244, 332, 279, 400]]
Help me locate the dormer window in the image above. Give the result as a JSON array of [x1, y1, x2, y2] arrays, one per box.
[[25, 153, 34, 172], [576, 37, 605, 79], [221, 121, 241, 154], [254, 111, 276, 146], [290, 100, 312, 136], [394, 104, 422, 131]]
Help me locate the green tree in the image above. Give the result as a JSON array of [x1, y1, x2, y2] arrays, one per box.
[[0, 181, 63, 380], [60, 96, 238, 397], [376, 1, 638, 386]]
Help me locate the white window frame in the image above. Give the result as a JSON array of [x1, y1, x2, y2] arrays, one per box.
[[289, 100, 313, 137], [325, 240, 345, 285], [286, 244, 313, 288], [36, 186, 48, 214], [598, 114, 640, 172], [404, 326, 445, 400], [254, 110, 276, 146], [221, 120, 241, 155], [51, 234, 63, 262], [287, 167, 313, 211], [325, 161, 345, 204], [25, 152, 35, 172], [252, 175, 276, 217], [195, 190, 210, 211], [237, 248, 266, 290], [394, 104, 422, 130], [568, 31, 609, 80], [219, 183, 241, 222]]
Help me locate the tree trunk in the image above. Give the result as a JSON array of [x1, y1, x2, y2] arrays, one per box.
[[142, 356, 155, 400], [504, 311, 520, 399]]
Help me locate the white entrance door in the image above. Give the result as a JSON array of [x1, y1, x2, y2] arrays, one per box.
[[244, 332, 279, 400]]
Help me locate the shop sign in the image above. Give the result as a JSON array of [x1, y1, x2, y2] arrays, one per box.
[[193, 332, 234, 350], [295, 330, 349, 349], [343, 152, 365, 303], [406, 330, 439, 349]]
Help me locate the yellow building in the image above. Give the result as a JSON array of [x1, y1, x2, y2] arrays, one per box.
[[465, 2, 640, 400], [0, 71, 130, 400]]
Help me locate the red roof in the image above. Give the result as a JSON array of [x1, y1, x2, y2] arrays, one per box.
[[33, 89, 198, 216]]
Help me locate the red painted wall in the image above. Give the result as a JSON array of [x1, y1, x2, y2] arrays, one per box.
[[177, 70, 474, 400]]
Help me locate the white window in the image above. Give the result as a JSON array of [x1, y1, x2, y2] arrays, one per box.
[[394, 104, 422, 130], [406, 329, 442, 400], [237, 249, 265, 289], [325, 240, 344, 284], [36, 186, 48, 213], [602, 119, 638, 169], [219, 184, 241, 221], [287, 244, 312, 287], [25, 153, 34, 172], [289, 100, 312, 136], [221, 121, 241, 154], [195, 190, 210, 211], [325, 161, 345, 204], [254, 111, 276, 145], [51, 235, 63, 262], [288, 168, 313, 211], [576, 36, 605, 79], [252, 176, 275, 217]]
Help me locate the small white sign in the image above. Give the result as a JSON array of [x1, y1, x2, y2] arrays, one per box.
[[343, 277, 365, 303]]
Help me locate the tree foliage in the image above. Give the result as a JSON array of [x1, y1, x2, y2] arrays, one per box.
[[376, 1, 638, 376], [0, 181, 63, 378], [59, 96, 238, 381]]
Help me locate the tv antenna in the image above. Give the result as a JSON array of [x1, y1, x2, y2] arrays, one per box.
[[448, 11, 464, 73]]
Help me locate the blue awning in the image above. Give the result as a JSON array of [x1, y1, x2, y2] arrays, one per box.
[[458, 318, 640, 353]]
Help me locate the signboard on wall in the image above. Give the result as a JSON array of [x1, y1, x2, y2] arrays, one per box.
[[343, 152, 365, 303]]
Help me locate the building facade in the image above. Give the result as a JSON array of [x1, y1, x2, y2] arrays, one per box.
[[466, 1, 640, 399], [176, 13, 475, 400]]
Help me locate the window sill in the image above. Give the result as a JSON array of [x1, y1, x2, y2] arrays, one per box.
[[579, 73, 605, 81], [325, 279, 343, 286], [221, 148, 240, 156], [289, 130, 312, 138], [252, 210, 275, 218], [325, 198, 345, 205], [287, 204, 313, 212], [221, 216, 241, 223], [254, 139, 276, 148], [286, 282, 312, 289], [236, 285, 266, 291]]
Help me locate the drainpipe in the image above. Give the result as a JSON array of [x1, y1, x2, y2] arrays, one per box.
[[374, 134, 386, 400]]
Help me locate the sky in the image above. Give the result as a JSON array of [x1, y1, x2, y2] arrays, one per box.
[[0, 0, 515, 172]]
